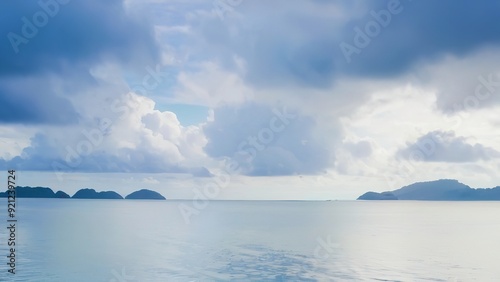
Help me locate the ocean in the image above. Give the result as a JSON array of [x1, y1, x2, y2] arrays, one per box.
[[1, 199, 499, 281]]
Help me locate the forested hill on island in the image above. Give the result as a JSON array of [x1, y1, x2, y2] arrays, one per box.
[[358, 179, 500, 201], [0, 187, 166, 200]]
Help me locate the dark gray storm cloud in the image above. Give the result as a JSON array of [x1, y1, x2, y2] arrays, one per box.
[[189, 0, 500, 89], [339, 0, 500, 77], [0, 0, 158, 74], [0, 0, 159, 124], [397, 130, 500, 163], [0, 76, 81, 124]]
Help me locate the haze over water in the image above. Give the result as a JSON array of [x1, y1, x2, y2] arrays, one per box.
[[1, 199, 499, 281]]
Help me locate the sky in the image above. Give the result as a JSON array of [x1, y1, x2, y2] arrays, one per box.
[[1, 0, 500, 200]]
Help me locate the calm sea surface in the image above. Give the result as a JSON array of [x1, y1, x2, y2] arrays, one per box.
[[1, 199, 499, 281]]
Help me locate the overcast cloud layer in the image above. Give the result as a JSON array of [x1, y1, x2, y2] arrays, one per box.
[[1, 0, 500, 196]]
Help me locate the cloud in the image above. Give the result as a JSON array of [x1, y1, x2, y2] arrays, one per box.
[[185, 0, 345, 89], [189, 166, 213, 177], [137, 0, 500, 145], [339, 0, 500, 77], [397, 130, 500, 163], [0, 75, 80, 124], [173, 61, 253, 107], [0, 0, 159, 125], [0, 93, 210, 175], [142, 177, 160, 184], [0, 0, 158, 75], [343, 140, 373, 159], [179, 0, 500, 90], [413, 49, 500, 112], [203, 103, 335, 176]]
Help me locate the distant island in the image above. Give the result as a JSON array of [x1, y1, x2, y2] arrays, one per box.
[[0, 187, 166, 200], [0, 186, 70, 198], [72, 188, 123, 199], [4, 180, 499, 201], [125, 189, 166, 200], [358, 179, 500, 201]]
